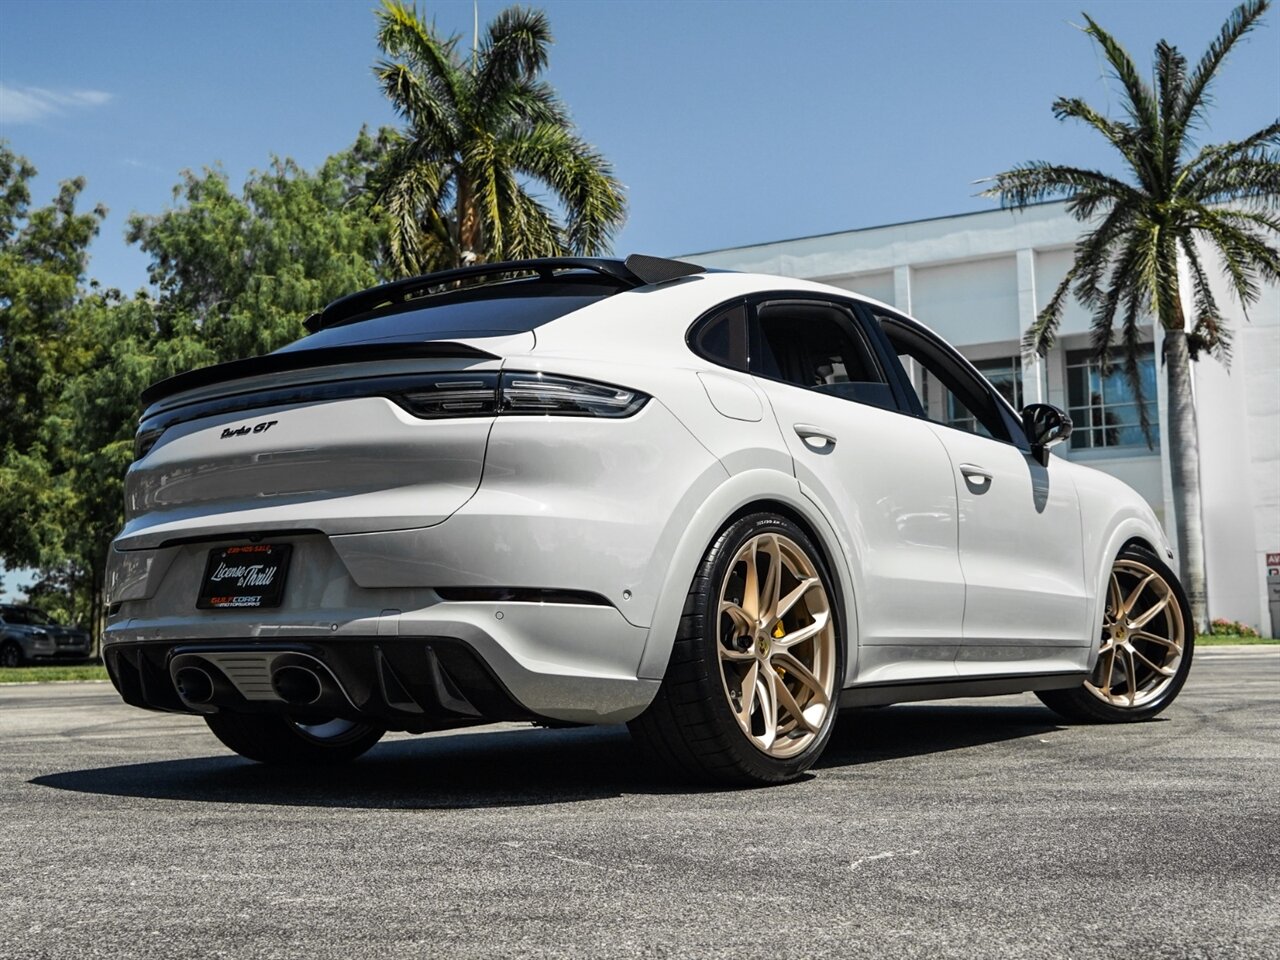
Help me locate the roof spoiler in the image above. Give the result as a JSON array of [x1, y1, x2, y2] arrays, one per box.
[[302, 254, 705, 333]]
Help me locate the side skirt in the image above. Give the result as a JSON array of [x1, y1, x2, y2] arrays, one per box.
[[840, 671, 1088, 708]]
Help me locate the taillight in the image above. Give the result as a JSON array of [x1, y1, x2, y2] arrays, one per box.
[[392, 373, 500, 418], [133, 425, 165, 461], [395, 371, 648, 420], [498, 372, 648, 418]]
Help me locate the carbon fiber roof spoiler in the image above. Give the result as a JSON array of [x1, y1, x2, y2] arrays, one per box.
[[142, 255, 705, 407]]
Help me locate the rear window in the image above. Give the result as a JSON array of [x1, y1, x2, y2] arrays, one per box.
[[278, 280, 618, 352]]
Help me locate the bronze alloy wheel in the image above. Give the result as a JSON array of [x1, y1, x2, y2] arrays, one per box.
[[1086, 557, 1187, 708], [1037, 543, 1193, 724], [715, 532, 838, 759], [629, 512, 843, 783]]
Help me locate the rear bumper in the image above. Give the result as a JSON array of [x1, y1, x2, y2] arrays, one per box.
[[104, 596, 659, 725], [106, 638, 543, 731]]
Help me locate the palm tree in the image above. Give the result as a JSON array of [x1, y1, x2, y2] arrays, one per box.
[[372, 1, 627, 275], [981, 0, 1280, 632]]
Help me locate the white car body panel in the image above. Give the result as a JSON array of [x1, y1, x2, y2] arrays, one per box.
[[753, 378, 967, 679], [925, 425, 1090, 654], [104, 265, 1173, 727]]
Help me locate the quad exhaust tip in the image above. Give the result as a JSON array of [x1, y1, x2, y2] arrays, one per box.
[[173, 666, 216, 704], [271, 665, 324, 706]]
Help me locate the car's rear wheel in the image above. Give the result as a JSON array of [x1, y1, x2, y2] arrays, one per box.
[[1038, 544, 1193, 723], [204, 712, 385, 765], [629, 513, 842, 785], [0, 642, 23, 668]]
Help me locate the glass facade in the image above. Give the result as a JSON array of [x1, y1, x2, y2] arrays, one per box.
[[1065, 346, 1159, 451]]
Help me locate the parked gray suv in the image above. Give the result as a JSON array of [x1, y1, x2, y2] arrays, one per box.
[[0, 605, 92, 667]]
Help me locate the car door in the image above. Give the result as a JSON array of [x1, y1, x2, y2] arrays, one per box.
[[746, 296, 966, 683], [872, 312, 1091, 671]]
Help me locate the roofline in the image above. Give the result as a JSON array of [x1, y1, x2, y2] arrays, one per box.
[[678, 198, 1069, 258]]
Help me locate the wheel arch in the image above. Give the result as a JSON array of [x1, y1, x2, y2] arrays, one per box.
[[636, 469, 858, 683], [1084, 519, 1178, 671]]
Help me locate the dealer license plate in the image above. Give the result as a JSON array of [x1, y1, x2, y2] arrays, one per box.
[[197, 543, 292, 610]]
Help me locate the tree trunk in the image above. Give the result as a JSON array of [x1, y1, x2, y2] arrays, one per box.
[[90, 558, 105, 661], [457, 175, 481, 266], [1164, 329, 1208, 633]]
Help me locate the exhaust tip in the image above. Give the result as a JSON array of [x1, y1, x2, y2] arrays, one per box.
[[272, 665, 323, 706], [174, 666, 215, 704]]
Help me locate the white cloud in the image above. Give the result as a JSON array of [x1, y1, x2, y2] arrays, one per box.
[[0, 83, 114, 124]]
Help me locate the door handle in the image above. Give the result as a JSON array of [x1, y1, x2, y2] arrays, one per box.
[[959, 463, 993, 484], [793, 423, 837, 450]]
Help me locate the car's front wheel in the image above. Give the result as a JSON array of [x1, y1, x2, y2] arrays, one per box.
[[204, 713, 385, 765], [1038, 543, 1193, 723], [629, 512, 843, 785], [0, 642, 24, 668]]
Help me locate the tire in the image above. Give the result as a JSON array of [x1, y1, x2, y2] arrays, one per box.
[[1037, 543, 1194, 723], [0, 642, 23, 668], [629, 512, 843, 785], [204, 712, 385, 765]]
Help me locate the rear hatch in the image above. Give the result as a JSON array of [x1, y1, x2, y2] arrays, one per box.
[[117, 345, 513, 550], [115, 269, 627, 552]]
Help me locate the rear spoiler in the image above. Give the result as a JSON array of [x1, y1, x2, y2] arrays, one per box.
[[304, 254, 706, 333], [140, 341, 498, 408]]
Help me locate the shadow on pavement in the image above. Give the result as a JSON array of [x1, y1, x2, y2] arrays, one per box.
[[822, 703, 1062, 767], [31, 702, 1061, 810]]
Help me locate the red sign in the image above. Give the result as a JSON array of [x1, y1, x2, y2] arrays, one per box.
[[1269, 552, 1280, 566]]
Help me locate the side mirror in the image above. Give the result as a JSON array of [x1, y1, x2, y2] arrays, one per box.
[[1022, 403, 1072, 466]]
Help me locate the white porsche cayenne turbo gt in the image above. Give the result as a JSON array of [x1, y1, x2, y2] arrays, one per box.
[[104, 255, 1193, 784]]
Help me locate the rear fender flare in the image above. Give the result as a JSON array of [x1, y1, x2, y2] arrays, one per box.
[[636, 469, 858, 682]]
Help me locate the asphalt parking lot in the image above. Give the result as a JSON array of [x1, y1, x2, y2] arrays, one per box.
[[1, 646, 1277, 960]]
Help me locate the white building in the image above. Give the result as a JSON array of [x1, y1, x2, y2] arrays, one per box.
[[690, 200, 1280, 635]]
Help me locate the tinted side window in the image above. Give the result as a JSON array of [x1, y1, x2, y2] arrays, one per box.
[[877, 316, 1013, 443], [689, 302, 748, 371], [752, 300, 895, 409]]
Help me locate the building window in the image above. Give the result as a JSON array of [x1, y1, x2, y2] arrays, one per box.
[[1066, 346, 1159, 451], [945, 356, 1023, 435]]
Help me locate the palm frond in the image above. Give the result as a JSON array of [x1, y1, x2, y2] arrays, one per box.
[[1180, 236, 1233, 362], [1089, 230, 1149, 365], [374, 61, 460, 144], [474, 6, 553, 113], [494, 79, 569, 128], [1023, 267, 1075, 356], [978, 161, 1137, 209], [1071, 201, 1143, 310], [1196, 215, 1280, 323], [1177, 122, 1280, 195], [1154, 39, 1188, 185], [1052, 98, 1153, 184], [1081, 14, 1161, 144], [503, 185, 564, 261], [1117, 279, 1156, 446], [1180, 0, 1271, 135], [505, 124, 625, 255], [1191, 207, 1273, 308], [376, 0, 463, 107]]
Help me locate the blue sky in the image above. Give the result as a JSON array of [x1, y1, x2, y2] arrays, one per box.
[[0, 0, 1277, 600], [2, 0, 1277, 294]]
